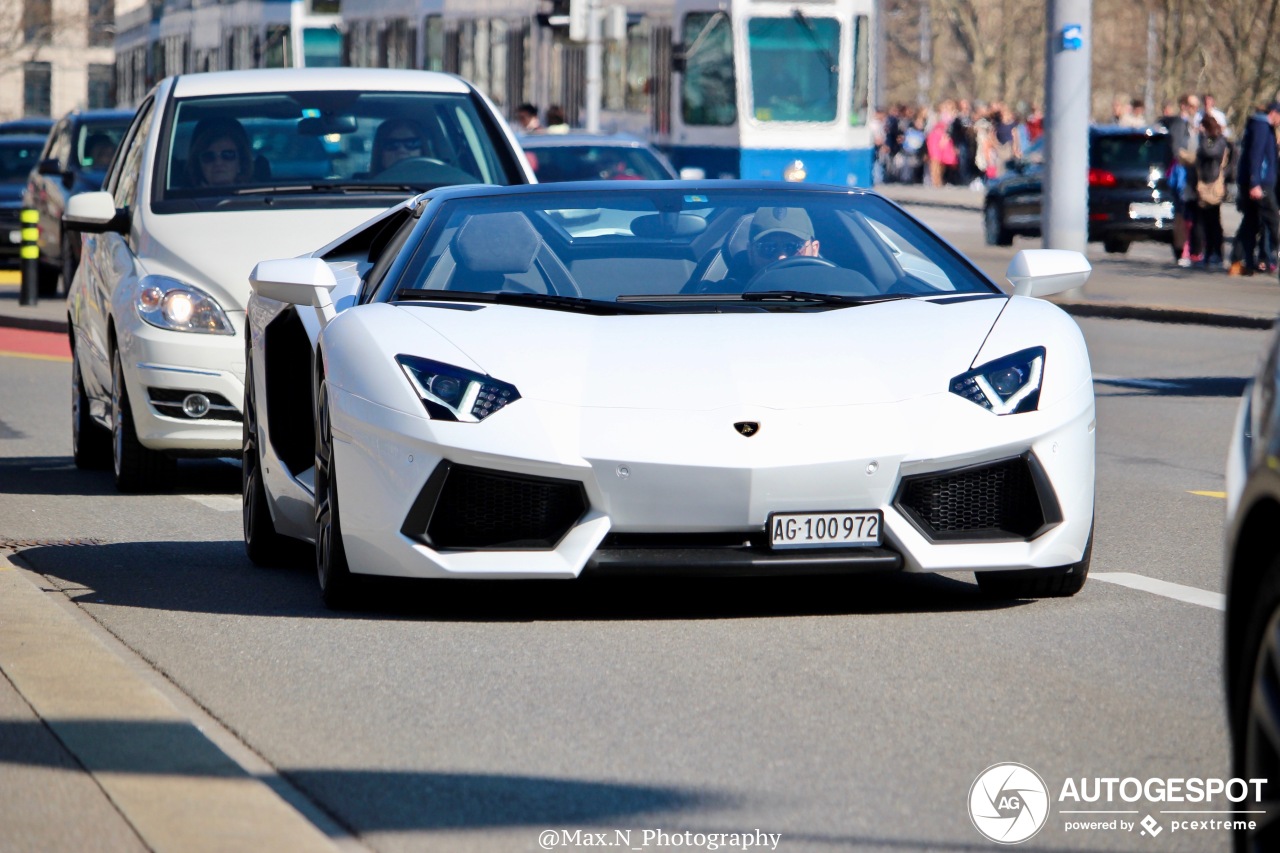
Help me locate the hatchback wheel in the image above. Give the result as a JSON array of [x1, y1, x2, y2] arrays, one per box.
[[111, 348, 175, 493], [1103, 238, 1131, 254], [243, 353, 289, 565], [315, 379, 358, 608], [71, 346, 110, 469]]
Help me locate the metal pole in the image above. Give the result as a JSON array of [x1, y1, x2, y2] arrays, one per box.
[[917, 0, 931, 106], [1043, 0, 1092, 291], [19, 209, 39, 306], [585, 0, 602, 132]]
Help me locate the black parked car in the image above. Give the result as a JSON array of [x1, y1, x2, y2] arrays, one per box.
[[0, 136, 46, 267], [0, 117, 54, 138], [22, 108, 133, 295], [984, 126, 1176, 254], [1225, 328, 1280, 852]]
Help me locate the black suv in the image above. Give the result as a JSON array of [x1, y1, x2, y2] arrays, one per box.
[[984, 126, 1175, 254], [22, 108, 133, 296]]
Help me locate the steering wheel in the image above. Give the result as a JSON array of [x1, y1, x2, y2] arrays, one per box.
[[745, 255, 837, 290]]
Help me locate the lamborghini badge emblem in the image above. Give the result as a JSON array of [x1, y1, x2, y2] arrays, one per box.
[[734, 421, 760, 437]]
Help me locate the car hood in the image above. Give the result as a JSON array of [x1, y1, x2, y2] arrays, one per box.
[[140, 207, 388, 311], [396, 297, 1008, 409], [0, 184, 24, 205]]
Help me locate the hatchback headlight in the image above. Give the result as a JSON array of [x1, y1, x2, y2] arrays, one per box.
[[135, 276, 234, 335], [397, 355, 520, 422], [950, 347, 1045, 414]]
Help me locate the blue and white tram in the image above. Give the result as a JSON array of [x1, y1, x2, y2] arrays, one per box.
[[670, 0, 875, 186], [114, 0, 344, 107]]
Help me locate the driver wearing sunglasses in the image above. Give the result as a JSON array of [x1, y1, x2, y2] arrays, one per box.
[[747, 206, 821, 271]]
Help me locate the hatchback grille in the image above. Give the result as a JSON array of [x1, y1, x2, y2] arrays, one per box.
[[404, 462, 587, 550], [894, 454, 1060, 541]]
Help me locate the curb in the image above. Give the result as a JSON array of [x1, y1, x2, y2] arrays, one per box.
[[0, 313, 68, 334], [1053, 301, 1275, 329]]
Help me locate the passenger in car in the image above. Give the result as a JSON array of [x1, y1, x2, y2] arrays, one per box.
[[186, 118, 253, 187], [371, 119, 431, 175]]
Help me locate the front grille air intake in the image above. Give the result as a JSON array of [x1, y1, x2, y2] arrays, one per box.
[[894, 453, 1061, 541], [403, 461, 587, 550]]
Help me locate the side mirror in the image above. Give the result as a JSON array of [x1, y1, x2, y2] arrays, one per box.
[[37, 158, 63, 177], [250, 257, 339, 325], [1005, 249, 1091, 297], [64, 191, 129, 235], [678, 166, 706, 181]]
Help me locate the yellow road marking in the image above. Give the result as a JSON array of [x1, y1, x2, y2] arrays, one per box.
[[0, 349, 71, 363], [1188, 490, 1227, 499]]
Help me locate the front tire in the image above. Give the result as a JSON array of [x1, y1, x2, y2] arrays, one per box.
[[315, 379, 358, 609], [1239, 601, 1280, 852], [71, 345, 110, 469], [243, 352, 289, 565], [1103, 238, 1131, 254], [111, 347, 175, 493], [984, 204, 1013, 246], [976, 531, 1092, 598]]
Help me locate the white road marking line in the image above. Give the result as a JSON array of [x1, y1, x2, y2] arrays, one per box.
[[1092, 572, 1224, 611], [184, 495, 240, 512]]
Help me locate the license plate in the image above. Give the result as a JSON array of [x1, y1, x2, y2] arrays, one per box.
[[1129, 202, 1174, 220], [768, 510, 882, 549], [7, 230, 19, 244]]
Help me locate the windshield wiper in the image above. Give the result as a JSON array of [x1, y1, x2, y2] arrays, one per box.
[[393, 288, 653, 315], [616, 291, 905, 305], [792, 10, 839, 82], [233, 182, 420, 196]]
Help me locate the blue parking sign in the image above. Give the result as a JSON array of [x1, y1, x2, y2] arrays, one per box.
[[1061, 24, 1083, 51]]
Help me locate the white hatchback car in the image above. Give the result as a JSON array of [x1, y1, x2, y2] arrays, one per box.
[[65, 68, 532, 491]]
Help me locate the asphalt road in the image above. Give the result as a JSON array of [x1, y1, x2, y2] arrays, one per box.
[[0, 207, 1269, 852]]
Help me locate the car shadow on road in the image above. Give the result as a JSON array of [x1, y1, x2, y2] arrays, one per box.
[[0, 455, 241, 496], [1093, 375, 1250, 398], [13, 539, 1033, 622]]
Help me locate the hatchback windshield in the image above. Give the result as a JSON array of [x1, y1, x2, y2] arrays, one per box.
[[388, 189, 997, 309], [0, 141, 41, 183], [155, 90, 518, 211]]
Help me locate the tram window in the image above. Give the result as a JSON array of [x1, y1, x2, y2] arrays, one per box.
[[681, 13, 736, 127], [625, 22, 650, 113], [263, 25, 291, 68], [304, 27, 342, 68], [747, 15, 839, 123], [424, 16, 445, 72], [850, 15, 869, 127]]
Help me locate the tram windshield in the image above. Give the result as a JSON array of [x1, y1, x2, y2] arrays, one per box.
[[748, 14, 840, 123]]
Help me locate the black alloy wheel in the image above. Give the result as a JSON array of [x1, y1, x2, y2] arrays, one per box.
[[111, 347, 176, 492], [243, 350, 289, 565], [976, 529, 1092, 598], [984, 203, 1013, 246], [71, 344, 110, 469], [1240, 603, 1280, 851], [314, 378, 357, 609]]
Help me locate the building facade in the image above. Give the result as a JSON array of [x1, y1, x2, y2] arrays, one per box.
[[0, 0, 117, 121]]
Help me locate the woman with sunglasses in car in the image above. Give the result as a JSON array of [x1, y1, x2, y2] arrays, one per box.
[[371, 119, 431, 175], [186, 118, 253, 188]]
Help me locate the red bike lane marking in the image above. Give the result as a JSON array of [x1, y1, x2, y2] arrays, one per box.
[[0, 327, 72, 362]]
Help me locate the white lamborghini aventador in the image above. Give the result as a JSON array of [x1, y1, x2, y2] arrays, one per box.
[[243, 182, 1096, 608]]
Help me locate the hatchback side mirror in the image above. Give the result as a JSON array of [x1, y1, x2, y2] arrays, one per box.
[[37, 158, 63, 177], [64, 191, 129, 235]]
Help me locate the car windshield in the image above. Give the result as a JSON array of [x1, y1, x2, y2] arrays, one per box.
[[76, 121, 130, 175], [155, 90, 518, 211], [385, 188, 998, 310], [524, 144, 673, 182], [0, 141, 41, 183]]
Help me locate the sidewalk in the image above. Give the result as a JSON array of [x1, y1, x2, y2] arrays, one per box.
[[876, 182, 1280, 329]]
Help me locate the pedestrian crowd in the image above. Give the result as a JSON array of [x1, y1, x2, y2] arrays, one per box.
[[872, 91, 1280, 276]]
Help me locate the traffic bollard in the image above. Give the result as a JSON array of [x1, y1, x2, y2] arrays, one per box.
[[19, 209, 38, 306]]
